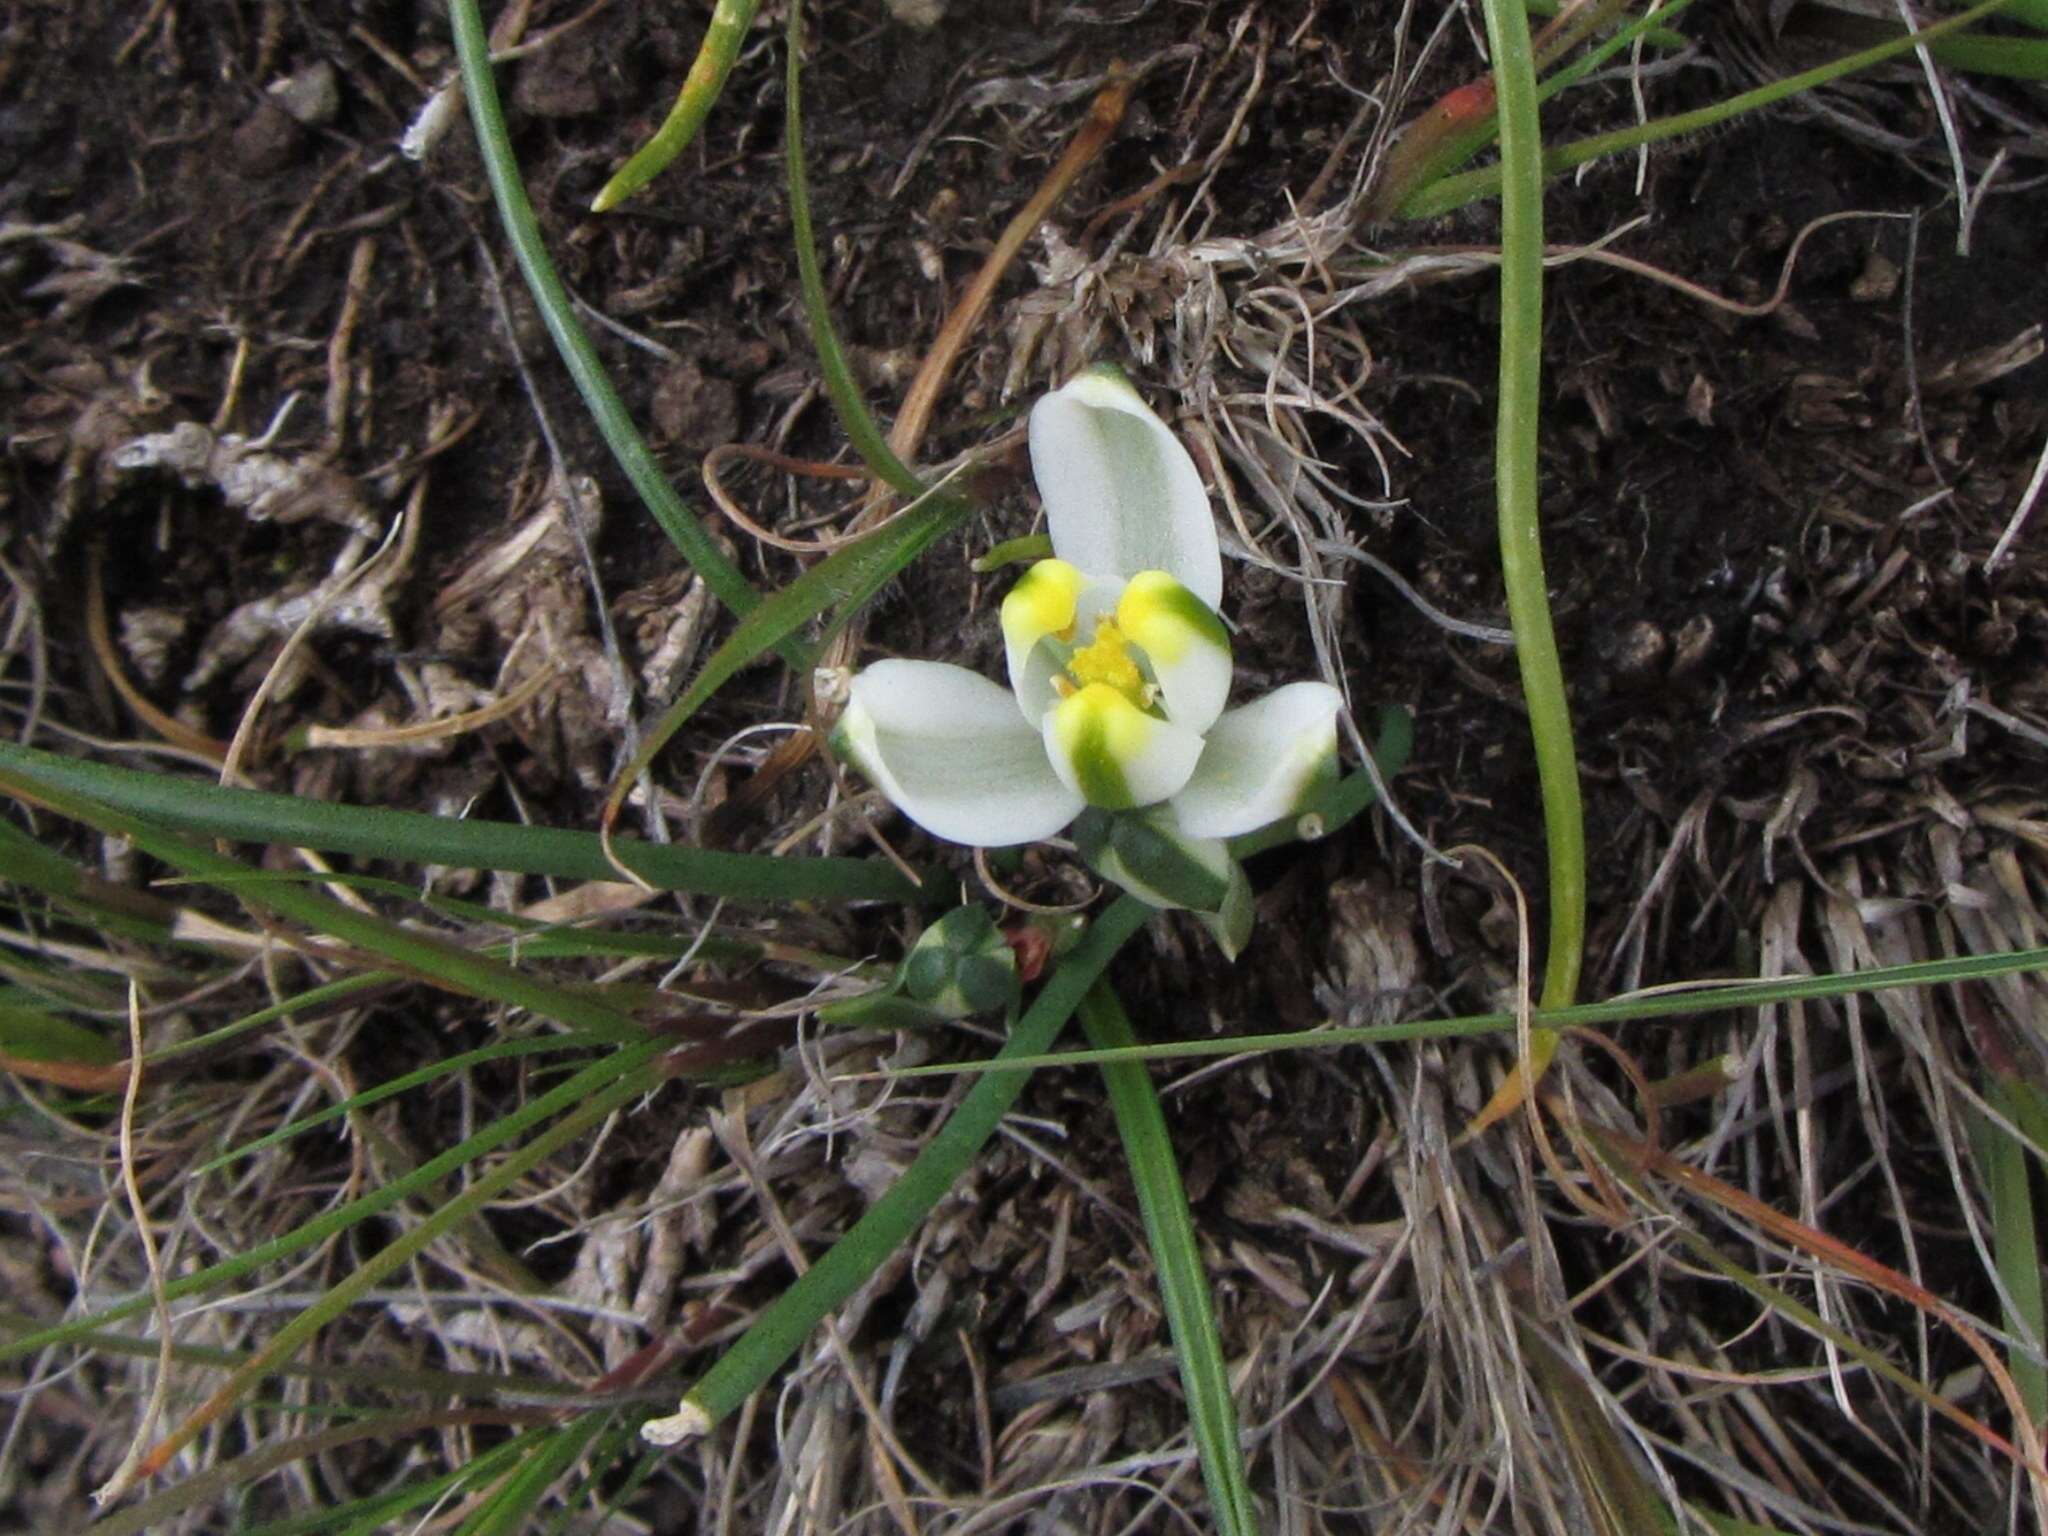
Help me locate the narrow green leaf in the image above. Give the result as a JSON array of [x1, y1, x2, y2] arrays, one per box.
[[88, 1412, 551, 1536], [121, 1060, 663, 1477], [0, 742, 919, 904], [889, 944, 2048, 1076], [1082, 983, 1260, 1536], [591, 0, 761, 212], [654, 895, 1153, 1437], [0, 812, 173, 941], [1982, 1079, 2048, 1422], [237, 1433, 539, 1536], [458, 1411, 612, 1536], [193, 1031, 614, 1176], [0, 761, 652, 1046]]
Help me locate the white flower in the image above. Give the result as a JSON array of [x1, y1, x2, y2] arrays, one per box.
[[834, 367, 1344, 850]]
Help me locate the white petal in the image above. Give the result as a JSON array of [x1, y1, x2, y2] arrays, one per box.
[[1116, 570, 1232, 736], [836, 660, 1083, 847], [1028, 367, 1223, 608], [1169, 682, 1343, 839], [1043, 683, 1204, 812]]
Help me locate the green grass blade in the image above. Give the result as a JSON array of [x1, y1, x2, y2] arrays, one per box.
[[0, 762, 652, 1044], [649, 895, 1153, 1439], [0, 1002, 119, 1067], [0, 1309, 604, 1403], [1405, 0, 2017, 218], [457, 1411, 613, 1536], [88, 1411, 552, 1536], [0, 742, 919, 904], [1982, 1078, 2048, 1422], [448, 0, 799, 659], [0, 1041, 665, 1361], [193, 1031, 614, 1175], [1482, 0, 1583, 1010], [236, 1432, 542, 1536], [591, 0, 761, 212], [1081, 983, 1259, 1536], [1929, 33, 2048, 78], [0, 812, 174, 941]]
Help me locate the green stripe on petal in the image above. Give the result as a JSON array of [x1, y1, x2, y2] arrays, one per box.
[[1117, 570, 1232, 735], [1170, 681, 1344, 839], [1045, 683, 1204, 812]]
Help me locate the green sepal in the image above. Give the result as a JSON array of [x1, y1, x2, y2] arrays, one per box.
[[1075, 807, 1255, 959], [1193, 860, 1256, 962]]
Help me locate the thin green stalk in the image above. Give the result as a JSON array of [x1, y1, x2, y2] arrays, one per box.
[[889, 943, 2048, 1075], [1081, 984, 1259, 1536], [0, 742, 919, 904], [652, 895, 1152, 1437], [591, 0, 761, 212], [448, 0, 798, 659], [1482, 0, 1584, 1012]]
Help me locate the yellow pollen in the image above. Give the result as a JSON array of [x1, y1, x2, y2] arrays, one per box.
[[1065, 619, 1147, 705]]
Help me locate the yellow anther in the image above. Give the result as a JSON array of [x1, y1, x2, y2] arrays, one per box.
[[1065, 619, 1146, 704]]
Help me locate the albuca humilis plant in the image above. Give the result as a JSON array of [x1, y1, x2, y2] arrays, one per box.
[[832, 366, 1345, 953]]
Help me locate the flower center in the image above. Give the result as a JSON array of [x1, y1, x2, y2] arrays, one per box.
[[1057, 618, 1154, 710]]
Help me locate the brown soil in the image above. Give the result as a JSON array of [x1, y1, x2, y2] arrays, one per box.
[[4, 1, 2047, 1531]]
